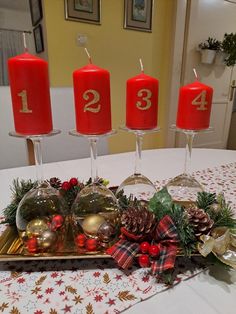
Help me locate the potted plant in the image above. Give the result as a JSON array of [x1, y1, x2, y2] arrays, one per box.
[[221, 33, 236, 66], [198, 37, 221, 64]]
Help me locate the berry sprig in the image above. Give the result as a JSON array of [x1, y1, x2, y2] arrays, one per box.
[[59, 178, 85, 209], [138, 241, 160, 268]]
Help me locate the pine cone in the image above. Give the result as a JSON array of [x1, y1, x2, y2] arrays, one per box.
[[121, 206, 157, 238], [49, 177, 61, 189], [186, 206, 214, 237]]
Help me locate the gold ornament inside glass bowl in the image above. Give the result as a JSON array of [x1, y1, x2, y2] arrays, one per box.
[[16, 182, 68, 254], [71, 183, 120, 253]]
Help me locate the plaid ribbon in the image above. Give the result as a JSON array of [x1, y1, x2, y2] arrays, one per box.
[[106, 240, 140, 269], [151, 215, 179, 274], [107, 215, 179, 273]]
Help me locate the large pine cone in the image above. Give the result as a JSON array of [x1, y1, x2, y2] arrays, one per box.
[[121, 207, 157, 239], [186, 207, 214, 237]]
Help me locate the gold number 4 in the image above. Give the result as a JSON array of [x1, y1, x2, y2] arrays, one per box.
[[83, 89, 101, 113], [192, 90, 208, 111], [136, 89, 152, 110], [18, 90, 32, 113]]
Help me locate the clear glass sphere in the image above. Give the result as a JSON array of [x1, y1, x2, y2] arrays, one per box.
[[71, 183, 120, 253], [16, 182, 68, 254]]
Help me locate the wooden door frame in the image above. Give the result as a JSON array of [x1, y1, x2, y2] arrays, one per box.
[[165, 0, 190, 147]]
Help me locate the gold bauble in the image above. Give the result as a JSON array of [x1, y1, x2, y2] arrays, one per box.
[[82, 214, 106, 236], [38, 230, 58, 249], [26, 219, 49, 238]]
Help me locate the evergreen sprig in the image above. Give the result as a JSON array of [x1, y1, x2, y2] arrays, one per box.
[[2, 178, 37, 225]]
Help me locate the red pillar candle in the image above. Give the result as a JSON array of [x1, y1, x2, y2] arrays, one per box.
[[73, 63, 112, 135], [8, 52, 53, 135], [176, 81, 213, 130], [126, 73, 159, 129]]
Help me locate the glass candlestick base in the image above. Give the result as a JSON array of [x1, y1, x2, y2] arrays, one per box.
[[116, 173, 157, 201], [116, 126, 160, 201], [69, 129, 120, 253], [166, 125, 213, 202]]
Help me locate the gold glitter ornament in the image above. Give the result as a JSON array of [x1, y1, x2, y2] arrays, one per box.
[[82, 214, 106, 237], [38, 230, 58, 249], [26, 219, 49, 238]]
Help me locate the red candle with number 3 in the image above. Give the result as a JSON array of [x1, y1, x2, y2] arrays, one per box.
[[73, 63, 112, 135], [8, 52, 53, 135], [126, 72, 158, 130], [176, 81, 213, 130]]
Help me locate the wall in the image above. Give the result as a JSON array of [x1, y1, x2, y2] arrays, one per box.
[[43, 0, 176, 154]]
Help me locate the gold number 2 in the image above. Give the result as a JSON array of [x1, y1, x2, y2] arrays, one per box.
[[192, 90, 208, 111], [136, 89, 152, 110], [18, 90, 32, 113], [83, 89, 101, 113]]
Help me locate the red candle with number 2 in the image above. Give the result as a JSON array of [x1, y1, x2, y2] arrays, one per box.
[[176, 81, 213, 130], [126, 73, 159, 129], [73, 63, 111, 135], [8, 52, 53, 135]]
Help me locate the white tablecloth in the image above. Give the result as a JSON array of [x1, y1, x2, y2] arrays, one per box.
[[0, 148, 235, 314]]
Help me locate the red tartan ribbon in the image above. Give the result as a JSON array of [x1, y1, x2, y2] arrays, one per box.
[[107, 215, 179, 274], [151, 215, 179, 274]]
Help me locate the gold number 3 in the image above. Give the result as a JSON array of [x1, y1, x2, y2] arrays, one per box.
[[18, 90, 32, 113], [136, 89, 152, 110], [192, 90, 208, 111], [83, 89, 101, 113]]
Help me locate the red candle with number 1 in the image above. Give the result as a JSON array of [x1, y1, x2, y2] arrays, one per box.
[[73, 60, 111, 135], [176, 81, 213, 130], [126, 67, 158, 130], [8, 52, 53, 135]]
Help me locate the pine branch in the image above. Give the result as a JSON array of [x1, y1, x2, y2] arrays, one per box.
[[196, 192, 216, 211]]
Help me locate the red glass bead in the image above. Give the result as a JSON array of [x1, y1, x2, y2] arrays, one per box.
[[149, 244, 160, 257], [139, 241, 150, 254], [51, 215, 64, 230], [69, 177, 78, 186], [86, 238, 97, 251], [75, 234, 87, 248], [26, 237, 38, 253], [138, 254, 150, 268], [61, 181, 71, 191]]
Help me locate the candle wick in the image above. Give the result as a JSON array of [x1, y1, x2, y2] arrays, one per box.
[[139, 58, 144, 73], [23, 32, 28, 52], [85, 48, 92, 64], [193, 68, 198, 80]]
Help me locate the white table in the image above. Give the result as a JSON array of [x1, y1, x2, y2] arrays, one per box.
[[0, 148, 235, 314]]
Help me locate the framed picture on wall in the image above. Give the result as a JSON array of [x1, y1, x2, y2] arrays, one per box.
[[124, 0, 153, 32], [29, 0, 43, 26], [65, 0, 101, 24], [33, 24, 44, 53]]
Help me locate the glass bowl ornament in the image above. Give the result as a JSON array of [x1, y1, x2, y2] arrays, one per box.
[[16, 182, 68, 254]]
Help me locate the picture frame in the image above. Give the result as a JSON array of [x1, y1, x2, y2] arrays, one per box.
[[124, 0, 153, 32], [33, 24, 44, 53], [29, 0, 43, 26], [64, 0, 101, 25]]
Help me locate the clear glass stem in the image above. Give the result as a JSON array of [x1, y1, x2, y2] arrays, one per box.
[[89, 137, 98, 183], [184, 131, 196, 175], [31, 137, 44, 183], [134, 131, 143, 175]]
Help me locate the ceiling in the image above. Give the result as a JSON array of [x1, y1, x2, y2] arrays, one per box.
[[0, 0, 29, 11]]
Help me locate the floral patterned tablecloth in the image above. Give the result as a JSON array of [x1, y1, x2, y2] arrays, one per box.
[[0, 162, 235, 314]]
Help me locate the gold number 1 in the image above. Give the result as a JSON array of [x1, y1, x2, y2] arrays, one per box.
[[192, 90, 208, 111], [18, 90, 32, 113]]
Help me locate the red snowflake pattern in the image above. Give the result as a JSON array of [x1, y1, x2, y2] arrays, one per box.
[[45, 287, 54, 294], [17, 278, 25, 284], [93, 272, 101, 277], [34, 311, 43, 314], [51, 272, 59, 278], [107, 298, 115, 306], [62, 305, 72, 313], [94, 295, 103, 302]]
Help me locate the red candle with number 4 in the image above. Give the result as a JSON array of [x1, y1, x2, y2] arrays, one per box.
[[126, 69, 159, 129], [8, 52, 53, 135], [176, 81, 213, 130], [73, 62, 112, 135]]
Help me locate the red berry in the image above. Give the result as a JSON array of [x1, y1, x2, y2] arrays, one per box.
[[138, 254, 150, 268], [149, 244, 160, 257], [139, 241, 150, 254], [86, 238, 97, 251], [69, 177, 78, 186], [26, 237, 38, 253], [75, 234, 87, 248], [51, 215, 64, 230], [61, 181, 71, 191]]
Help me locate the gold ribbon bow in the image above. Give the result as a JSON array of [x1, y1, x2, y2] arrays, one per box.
[[198, 227, 236, 269]]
